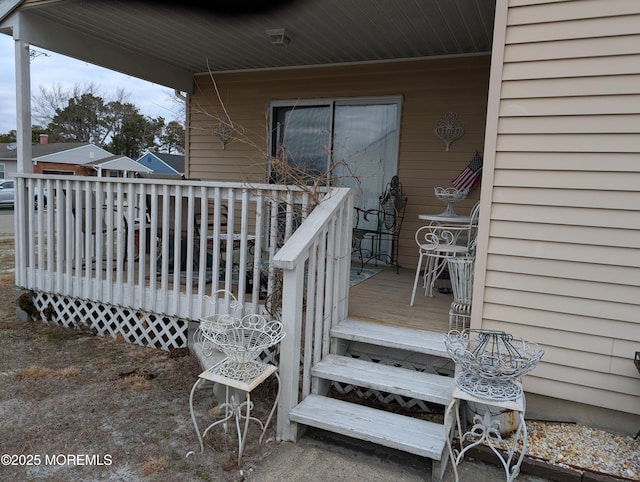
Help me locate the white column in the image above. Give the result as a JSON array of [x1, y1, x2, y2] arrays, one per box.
[[13, 37, 33, 287], [14, 38, 33, 174]]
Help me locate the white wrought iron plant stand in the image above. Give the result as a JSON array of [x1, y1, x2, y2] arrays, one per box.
[[187, 359, 280, 465], [187, 312, 285, 465], [443, 330, 544, 482]]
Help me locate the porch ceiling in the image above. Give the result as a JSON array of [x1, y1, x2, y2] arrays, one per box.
[[3, 0, 495, 92]]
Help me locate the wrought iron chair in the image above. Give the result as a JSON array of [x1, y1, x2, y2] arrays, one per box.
[[410, 201, 480, 306], [352, 175, 408, 274]]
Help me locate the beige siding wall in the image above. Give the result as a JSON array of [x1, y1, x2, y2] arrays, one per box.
[[479, 0, 640, 416], [187, 56, 490, 268]]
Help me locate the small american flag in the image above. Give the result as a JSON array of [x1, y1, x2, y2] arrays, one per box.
[[452, 152, 483, 192]]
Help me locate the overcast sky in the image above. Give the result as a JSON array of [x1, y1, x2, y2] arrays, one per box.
[[0, 34, 181, 135]]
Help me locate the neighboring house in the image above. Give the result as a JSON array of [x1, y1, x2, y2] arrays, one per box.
[[32, 142, 113, 176], [0, 136, 87, 178], [0, 143, 17, 179], [86, 155, 153, 178], [1, 0, 638, 464], [136, 151, 185, 176], [32, 141, 151, 177]]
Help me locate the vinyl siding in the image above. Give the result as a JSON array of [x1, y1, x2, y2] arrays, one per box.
[[480, 0, 640, 415], [187, 56, 491, 268]]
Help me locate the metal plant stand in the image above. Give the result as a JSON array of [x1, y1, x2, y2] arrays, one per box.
[[444, 386, 526, 482], [443, 330, 544, 482], [187, 312, 285, 465], [195, 290, 244, 358], [187, 359, 280, 465]]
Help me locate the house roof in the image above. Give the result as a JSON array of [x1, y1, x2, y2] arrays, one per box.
[[86, 155, 153, 173], [0, 141, 88, 161], [32, 143, 113, 165], [0, 0, 495, 93], [150, 152, 185, 174]]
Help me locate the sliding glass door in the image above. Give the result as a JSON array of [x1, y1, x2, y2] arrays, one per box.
[[332, 101, 399, 215], [270, 105, 332, 184], [270, 97, 401, 260], [270, 96, 401, 219]]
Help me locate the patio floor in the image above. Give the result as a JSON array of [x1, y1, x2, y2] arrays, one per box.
[[347, 264, 453, 333]]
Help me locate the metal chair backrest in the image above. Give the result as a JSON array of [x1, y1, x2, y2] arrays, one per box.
[[415, 222, 471, 257], [378, 175, 408, 231], [464, 200, 481, 255], [352, 175, 408, 272]]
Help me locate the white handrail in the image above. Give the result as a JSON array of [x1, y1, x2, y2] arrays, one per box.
[[272, 187, 354, 442]]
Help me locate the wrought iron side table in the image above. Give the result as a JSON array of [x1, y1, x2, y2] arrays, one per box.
[[444, 386, 527, 482], [187, 358, 280, 465]]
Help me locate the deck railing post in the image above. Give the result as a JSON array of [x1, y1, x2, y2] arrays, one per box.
[[276, 261, 306, 442]]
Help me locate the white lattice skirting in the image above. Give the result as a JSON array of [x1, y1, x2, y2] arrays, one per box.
[[32, 292, 188, 351]]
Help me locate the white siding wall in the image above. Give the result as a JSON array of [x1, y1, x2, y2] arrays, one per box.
[[479, 0, 640, 416]]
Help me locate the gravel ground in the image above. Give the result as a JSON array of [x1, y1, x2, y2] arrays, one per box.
[[507, 420, 639, 480]]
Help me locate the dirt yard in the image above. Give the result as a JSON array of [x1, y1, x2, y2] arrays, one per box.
[[0, 237, 280, 481]]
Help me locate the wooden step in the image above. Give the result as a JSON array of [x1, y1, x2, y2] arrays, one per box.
[[289, 394, 447, 460], [312, 354, 455, 406], [331, 319, 450, 358]]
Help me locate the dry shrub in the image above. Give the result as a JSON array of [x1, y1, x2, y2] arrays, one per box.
[[14, 365, 54, 379], [139, 455, 168, 477], [116, 374, 153, 391]]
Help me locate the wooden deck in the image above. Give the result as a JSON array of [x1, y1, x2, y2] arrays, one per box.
[[69, 257, 452, 334], [347, 264, 453, 333]]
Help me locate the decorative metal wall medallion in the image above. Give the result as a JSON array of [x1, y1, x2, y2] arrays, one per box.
[[434, 112, 465, 151]]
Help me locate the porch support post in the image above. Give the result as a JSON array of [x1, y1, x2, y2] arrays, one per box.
[[276, 262, 305, 442], [13, 36, 33, 289], [14, 37, 33, 174]]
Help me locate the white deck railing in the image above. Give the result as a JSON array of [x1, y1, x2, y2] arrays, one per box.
[[13, 174, 327, 320], [13, 174, 354, 441]]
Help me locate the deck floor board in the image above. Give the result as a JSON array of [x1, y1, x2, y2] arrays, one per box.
[[348, 264, 452, 333]]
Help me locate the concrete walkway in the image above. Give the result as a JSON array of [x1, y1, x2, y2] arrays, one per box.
[[247, 428, 554, 482]]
